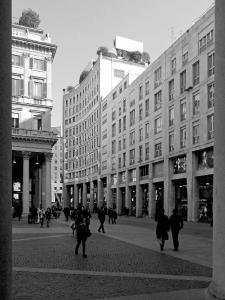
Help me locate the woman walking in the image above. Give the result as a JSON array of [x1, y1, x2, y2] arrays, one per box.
[[155, 208, 170, 251]]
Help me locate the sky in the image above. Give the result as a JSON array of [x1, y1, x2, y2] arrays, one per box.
[[12, 0, 214, 127]]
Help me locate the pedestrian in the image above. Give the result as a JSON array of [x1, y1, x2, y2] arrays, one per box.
[[45, 207, 51, 228], [112, 209, 117, 224], [63, 206, 70, 222], [39, 208, 45, 228], [155, 208, 170, 251], [75, 205, 91, 258], [169, 208, 183, 251], [108, 207, 113, 224], [98, 206, 106, 233]]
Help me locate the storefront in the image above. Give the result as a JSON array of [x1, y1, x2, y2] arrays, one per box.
[[130, 186, 136, 216], [198, 175, 213, 222], [154, 182, 164, 218], [174, 179, 187, 220]]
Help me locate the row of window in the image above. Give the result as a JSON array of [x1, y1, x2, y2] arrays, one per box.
[[12, 78, 47, 99], [12, 55, 47, 71]]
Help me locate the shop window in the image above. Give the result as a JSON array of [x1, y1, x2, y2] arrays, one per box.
[[173, 156, 186, 174], [198, 149, 214, 169]]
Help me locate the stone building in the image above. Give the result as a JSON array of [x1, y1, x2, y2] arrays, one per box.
[[62, 36, 147, 210], [100, 6, 215, 221], [12, 23, 57, 214]]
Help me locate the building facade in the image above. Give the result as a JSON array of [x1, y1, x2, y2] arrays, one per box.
[[100, 7, 215, 222], [62, 37, 147, 209], [51, 126, 63, 205], [12, 23, 57, 214]]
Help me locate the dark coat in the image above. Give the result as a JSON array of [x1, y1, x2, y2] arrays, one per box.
[[169, 214, 183, 232], [156, 214, 169, 239], [98, 208, 106, 222]]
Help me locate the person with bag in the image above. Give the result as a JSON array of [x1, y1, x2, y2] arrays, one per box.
[[155, 208, 170, 251], [169, 208, 183, 251]]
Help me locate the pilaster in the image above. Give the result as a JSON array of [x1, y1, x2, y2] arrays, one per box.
[[22, 151, 31, 214]]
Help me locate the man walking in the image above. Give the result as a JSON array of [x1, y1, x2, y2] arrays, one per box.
[[169, 208, 183, 251], [98, 206, 106, 233]]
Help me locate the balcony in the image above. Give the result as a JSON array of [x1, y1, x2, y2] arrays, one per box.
[[12, 96, 53, 107], [12, 128, 58, 145]]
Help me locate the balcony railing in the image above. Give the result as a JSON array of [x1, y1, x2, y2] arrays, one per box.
[[12, 128, 58, 140], [12, 96, 53, 107]]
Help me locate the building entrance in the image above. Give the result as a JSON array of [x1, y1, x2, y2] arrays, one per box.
[[174, 179, 187, 220], [142, 184, 149, 216], [130, 186, 136, 216]]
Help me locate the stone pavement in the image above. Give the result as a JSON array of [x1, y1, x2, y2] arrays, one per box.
[[12, 214, 212, 300]]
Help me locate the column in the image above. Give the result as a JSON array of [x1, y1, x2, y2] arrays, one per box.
[[97, 178, 104, 208], [205, 1, 225, 299], [136, 167, 143, 217], [116, 177, 122, 215], [89, 181, 94, 212], [125, 170, 131, 214], [44, 153, 52, 209], [22, 151, 30, 214], [164, 158, 174, 217], [82, 182, 87, 207], [38, 167, 42, 208], [107, 175, 113, 208], [74, 183, 79, 208], [0, 1, 12, 297], [148, 163, 155, 218]]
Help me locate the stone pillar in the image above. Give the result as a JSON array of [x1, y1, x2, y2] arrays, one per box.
[[125, 170, 131, 214], [74, 183, 79, 208], [148, 163, 155, 218], [164, 158, 174, 216], [89, 181, 94, 212], [44, 153, 52, 209], [22, 151, 30, 214], [83, 182, 87, 207], [116, 179, 122, 215], [38, 167, 42, 208], [107, 175, 113, 208], [0, 1, 12, 297], [136, 167, 143, 217], [97, 178, 104, 208], [205, 2, 225, 299]]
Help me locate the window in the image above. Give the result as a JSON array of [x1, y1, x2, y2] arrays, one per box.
[[130, 109, 135, 126], [12, 78, 24, 96], [180, 99, 186, 121], [180, 126, 186, 148], [112, 123, 116, 137], [112, 110, 116, 121], [169, 132, 174, 152], [123, 137, 126, 149], [112, 91, 117, 100], [208, 53, 215, 77], [112, 140, 116, 154], [12, 54, 24, 67], [169, 79, 174, 101], [123, 99, 126, 112], [171, 57, 176, 74], [123, 152, 126, 167], [34, 118, 42, 130], [169, 107, 174, 126], [129, 149, 135, 165], [193, 61, 200, 86], [139, 128, 143, 142], [193, 123, 199, 144], [145, 142, 149, 160], [154, 142, 162, 157], [199, 29, 214, 53], [145, 99, 149, 117], [129, 131, 135, 145], [12, 112, 19, 128], [208, 82, 214, 108], [139, 145, 143, 162], [139, 104, 143, 121], [30, 81, 47, 99], [118, 140, 122, 151], [155, 117, 162, 134], [180, 70, 186, 94], [124, 81, 127, 89], [207, 114, 214, 140], [182, 52, 188, 66], [145, 81, 150, 95], [129, 169, 136, 182], [145, 122, 150, 138], [154, 90, 162, 111], [30, 58, 46, 71], [139, 85, 143, 100], [192, 92, 200, 116], [119, 119, 122, 133], [154, 66, 162, 88], [123, 116, 126, 130]]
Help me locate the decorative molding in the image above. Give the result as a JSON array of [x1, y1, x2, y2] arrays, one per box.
[[22, 151, 31, 159], [44, 152, 53, 162]]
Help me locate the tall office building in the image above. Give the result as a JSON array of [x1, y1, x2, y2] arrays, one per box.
[[100, 6, 215, 222], [12, 23, 57, 214], [62, 36, 147, 209]]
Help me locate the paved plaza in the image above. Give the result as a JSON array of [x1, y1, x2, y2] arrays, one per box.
[[12, 214, 212, 300]]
